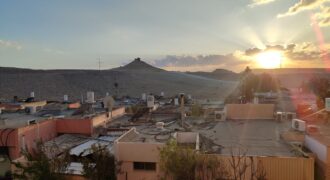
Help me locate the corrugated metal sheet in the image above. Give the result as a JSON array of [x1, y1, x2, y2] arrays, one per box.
[[69, 136, 116, 156], [213, 155, 314, 180], [259, 156, 314, 180]]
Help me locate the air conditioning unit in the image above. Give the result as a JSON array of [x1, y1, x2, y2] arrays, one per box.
[[292, 119, 306, 132], [276, 112, 286, 121], [286, 112, 296, 121], [215, 111, 226, 121], [27, 119, 36, 125], [25, 106, 37, 114]]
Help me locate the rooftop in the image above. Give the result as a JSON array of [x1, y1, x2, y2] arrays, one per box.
[[111, 112, 299, 157], [69, 136, 118, 156], [43, 134, 89, 158], [195, 119, 296, 157], [0, 112, 47, 129]]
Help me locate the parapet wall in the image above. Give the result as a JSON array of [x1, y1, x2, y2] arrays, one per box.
[[226, 104, 275, 120]]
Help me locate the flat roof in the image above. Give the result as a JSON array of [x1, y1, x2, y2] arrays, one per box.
[[108, 105, 297, 157], [0, 112, 47, 129], [196, 119, 295, 157]]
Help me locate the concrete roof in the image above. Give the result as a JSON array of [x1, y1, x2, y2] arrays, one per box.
[[0, 112, 47, 129], [196, 119, 295, 157], [108, 104, 297, 157]]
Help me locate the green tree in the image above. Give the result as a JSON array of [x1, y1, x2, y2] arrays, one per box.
[[82, 144, 121, 180], [159, 140, 267, 180], [308, 77, 330, 109], [240, 72, 279, 102], [159, 140, 231, 180], [12, 142, 71, 180]]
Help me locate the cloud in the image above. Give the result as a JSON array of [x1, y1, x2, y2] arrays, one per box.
[[248, 0, 276, 7], [0, 39, 22, 50], [277, 0, 330, 18], [244, 42, 329, 61], [152, 42, 329, 72], [314, 5, 330, 26], [152, 54, 249, 72]]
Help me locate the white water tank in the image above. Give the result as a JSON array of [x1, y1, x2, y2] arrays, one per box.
[[30, 92, 35, 98], [187, 94, 192, 100], [142, 93, 147, 101], [64, 95, 69, 102], [86, 91, 95, 103], [160, 92, 164, 97], [253, 97, 259, 104], [156, 122, 165, 129], [147, 95, 155, 108], [106, 92, 109, 96], [174, 98, 179, 106]]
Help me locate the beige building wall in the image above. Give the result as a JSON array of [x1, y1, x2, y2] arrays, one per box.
[[114, 128, 314, 180], [226, 104, 275, 120], [114, 129, 164, 180], [115, 142, 164, 180]]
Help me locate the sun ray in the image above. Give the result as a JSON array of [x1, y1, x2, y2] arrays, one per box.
[[255, 51, 283, 69]]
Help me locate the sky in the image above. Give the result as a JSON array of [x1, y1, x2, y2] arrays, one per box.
[[0, 0, 329, 72]]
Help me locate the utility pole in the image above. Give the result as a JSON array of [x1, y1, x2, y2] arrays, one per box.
[[98, 57, 101, 72]]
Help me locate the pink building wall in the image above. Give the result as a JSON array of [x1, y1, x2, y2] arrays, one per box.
[[56, 118, 92, 136], [1, 106, 126, 160], [0, 119, 57, 160]]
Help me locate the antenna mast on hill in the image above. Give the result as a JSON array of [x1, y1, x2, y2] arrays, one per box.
[[98, 57, 102, 72]]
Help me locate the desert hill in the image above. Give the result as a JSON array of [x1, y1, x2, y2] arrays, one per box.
[[187, 69, 240, 81], [0, 58, 238, 101]]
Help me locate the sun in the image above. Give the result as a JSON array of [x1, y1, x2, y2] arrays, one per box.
[[256, 51, 283, 69]]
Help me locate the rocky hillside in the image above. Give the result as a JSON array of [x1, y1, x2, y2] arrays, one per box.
[[187, 69, 240, 81], [0, 59, 238, 101]]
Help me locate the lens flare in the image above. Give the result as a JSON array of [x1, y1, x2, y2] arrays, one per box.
[[256, 51, 282, 69]]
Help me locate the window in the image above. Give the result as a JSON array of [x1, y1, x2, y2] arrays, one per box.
[[133, 162, 156, 171]]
